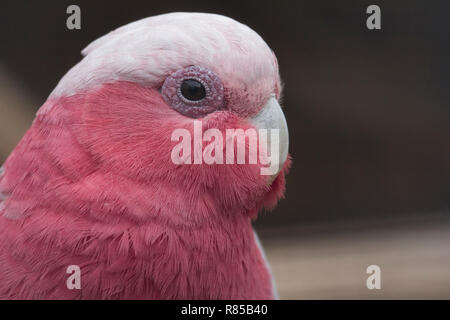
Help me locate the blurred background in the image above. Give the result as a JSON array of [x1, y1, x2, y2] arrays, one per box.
[[0, 0, 449, 298]]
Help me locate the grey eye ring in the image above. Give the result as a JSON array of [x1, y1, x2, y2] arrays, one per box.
[[161, 66, 225, 118]]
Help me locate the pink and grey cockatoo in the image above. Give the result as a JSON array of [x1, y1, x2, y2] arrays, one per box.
[[0, 12, 290, 299]]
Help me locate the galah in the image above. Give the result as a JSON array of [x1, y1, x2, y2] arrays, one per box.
[[0, 12, 290, 299]]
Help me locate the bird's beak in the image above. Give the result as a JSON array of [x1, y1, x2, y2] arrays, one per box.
[[248, 95, 289, 181]]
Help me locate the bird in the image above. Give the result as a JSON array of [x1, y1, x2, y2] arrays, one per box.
[[0, 12, 290, 299]]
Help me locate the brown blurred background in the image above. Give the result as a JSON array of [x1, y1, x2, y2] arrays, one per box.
[[0, 0, 449, 298]]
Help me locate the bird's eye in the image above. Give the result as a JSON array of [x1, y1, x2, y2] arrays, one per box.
[[180, 79, 206, 101], [161, 66, 225, 118]]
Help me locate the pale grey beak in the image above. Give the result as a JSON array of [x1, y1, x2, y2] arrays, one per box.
[[249, 95, 289, 179]]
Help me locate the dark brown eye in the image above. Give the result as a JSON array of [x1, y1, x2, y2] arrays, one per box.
[[180, 79, 206, 101]]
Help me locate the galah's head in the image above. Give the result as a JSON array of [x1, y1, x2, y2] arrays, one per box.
[[38, 12, 290, 224]]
